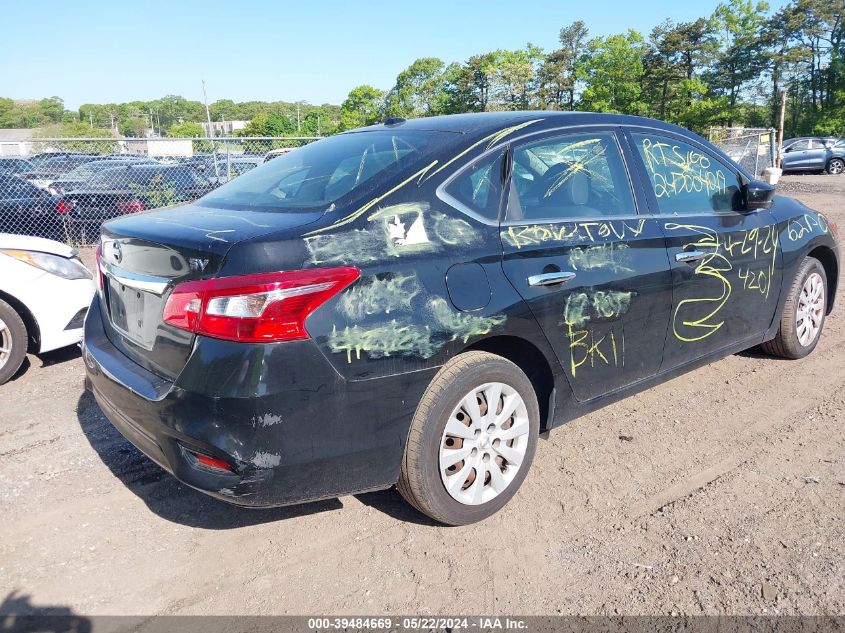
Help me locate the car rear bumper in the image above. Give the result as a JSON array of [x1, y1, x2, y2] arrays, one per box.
[[82, 294, 433, 507]]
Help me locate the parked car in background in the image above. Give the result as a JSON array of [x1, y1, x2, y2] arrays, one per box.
[[25, 152, 89, 169], [205, 156, 264, 185], [0, 233, 94, 384], [0, 174, 58, 239], [781, 137, 844, 174], [58, 164, 215, 239], [0, 157, 35, 175], [21, 154, 100, 190], [83, 112, 839, 525], [263, 147, 296, 163], [50, 157, 158, 195]]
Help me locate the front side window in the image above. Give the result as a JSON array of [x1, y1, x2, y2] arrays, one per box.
[[506, 132, 636, 221], [631, 133, 741, 215]]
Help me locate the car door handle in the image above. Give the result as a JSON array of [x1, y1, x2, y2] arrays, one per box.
[[675, 250, 707, 263], [527, 271, 576, 287]]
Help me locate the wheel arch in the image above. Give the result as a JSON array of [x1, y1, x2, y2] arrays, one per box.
[[808, 245, 838, 313], [826, 156, 844, 173], [0, 289, 40, 352], [464, 335, 556, 432]]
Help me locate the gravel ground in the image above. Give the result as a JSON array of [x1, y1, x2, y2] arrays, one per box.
[[0, 174, 843, 617]]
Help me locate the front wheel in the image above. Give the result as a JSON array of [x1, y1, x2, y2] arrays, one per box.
[[827, 158, 845, 175], [397, 351, 540, 525], [0, 298, 28, 385], [762, 256, 827, 359]]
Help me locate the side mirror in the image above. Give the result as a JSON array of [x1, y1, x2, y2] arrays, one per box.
[[743, 179, 775, 211], [784, 145, 794, 153]]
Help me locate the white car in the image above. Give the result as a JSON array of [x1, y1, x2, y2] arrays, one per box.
[[0, 233, 95, 384]]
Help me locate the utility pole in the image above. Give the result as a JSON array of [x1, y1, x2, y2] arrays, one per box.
[[202, 79, 219, 177], [89, 112, 93, 128], [296, 103, 301, 133], [776, 88, 787, 168]]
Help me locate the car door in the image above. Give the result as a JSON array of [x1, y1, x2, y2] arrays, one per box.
[[805, 139, 829, 170], [782, 139, 811, 170], [625, 130, 782, 370], [499, 129, 673, 402]]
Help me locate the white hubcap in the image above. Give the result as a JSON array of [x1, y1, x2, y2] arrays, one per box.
[[439, 382, 530, 506], [796, 272, 825, 347], [0, 317, 11, 370]]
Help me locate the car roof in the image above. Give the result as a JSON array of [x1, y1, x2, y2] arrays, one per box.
[[351, 111, 753, 180], [356, 111, 695, 137]]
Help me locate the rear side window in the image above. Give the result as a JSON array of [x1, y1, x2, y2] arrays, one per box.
[[506, 132, 636, 221], [442, 151, 505, 220], [631, 133, 741, 214], [198, 130, 451, 212]]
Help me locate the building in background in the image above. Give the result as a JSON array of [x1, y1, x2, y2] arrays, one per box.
[[0, 129, 36, 156], [199, 120, 247, 137]]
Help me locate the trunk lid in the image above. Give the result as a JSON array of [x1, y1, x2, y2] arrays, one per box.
[[98, 202, 324, 380]]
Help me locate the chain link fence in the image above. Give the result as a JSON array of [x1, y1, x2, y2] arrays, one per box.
[[708, 127, 777, 178], [0, 136, 319, 246]]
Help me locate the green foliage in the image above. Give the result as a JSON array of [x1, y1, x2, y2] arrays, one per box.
[[339, 85, 385, 130], [32, 122, 117, 153], [167, 121, 204, 137], [239, 112, 296, 136], [129, 175, 178, 208], [578, 30, 649, 114]]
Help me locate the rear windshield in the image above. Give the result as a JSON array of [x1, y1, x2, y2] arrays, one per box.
[[197, 130, 451, 212]]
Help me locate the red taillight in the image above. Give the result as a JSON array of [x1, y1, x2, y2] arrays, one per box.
[[162, 267, 360, 343], [193, 453, 234, 472], [56, 199, 75, 214], [118, 198, 145, 213]]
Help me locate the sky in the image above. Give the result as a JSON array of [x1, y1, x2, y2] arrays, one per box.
[[2, 0, 790, 110]]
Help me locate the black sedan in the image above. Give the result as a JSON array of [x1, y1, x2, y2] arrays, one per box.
[[83, 112, 839, 525], [0, 173, 59, 239], [58, 164, 214, 240], [21, 154, 100, 190], [0, 157, 35, 175], [50, 156, 158, 195]]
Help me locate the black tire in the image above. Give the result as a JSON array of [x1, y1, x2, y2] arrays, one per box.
[[0, 298, 28, 385], [826, 158, 844, 175], [762, 256, 827, 359], [397, 351, 540, 525]]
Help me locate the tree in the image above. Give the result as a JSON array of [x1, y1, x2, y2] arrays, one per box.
[[493, 45, 544, 110], [538, 21, 589, 110], [167, 121, 205, 137], [338, 85, 385, 130], [384, 57, 448, 118], [578, 30, 649, 114], [709, 0, 771, 125], [239, 112, 296, 136]]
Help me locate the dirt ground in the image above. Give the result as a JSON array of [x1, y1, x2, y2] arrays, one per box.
[[0, 174, 843, 618]]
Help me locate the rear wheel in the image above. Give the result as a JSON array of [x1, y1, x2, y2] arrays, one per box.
[[762, 256, 827, 359], [827, 158, 844, 175], [0, 299, 28, 385], [397, 351, 539, 525]]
